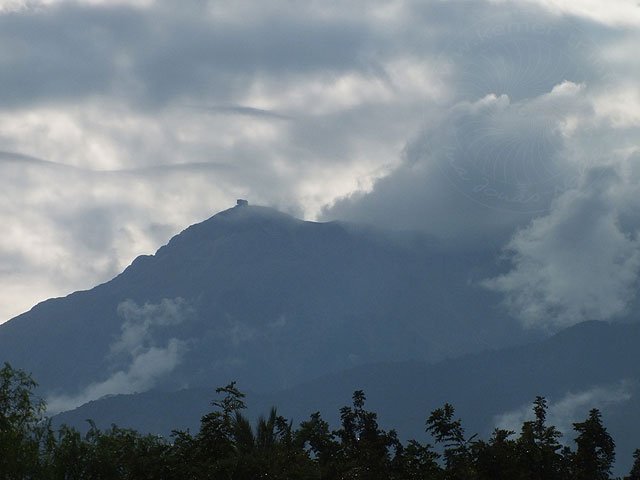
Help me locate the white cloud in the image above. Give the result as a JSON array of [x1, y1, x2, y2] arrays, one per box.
[[0, 154, 234, 321], [0, 0, 153, 12], [46, 298, 190, 413], [46, 339, 185, 414], [324, 81, 602, 245], [492, 0, 640, 28], [111, 298, 191, 357], [593, 85, 640, 128], [485, 165, 640, 330]]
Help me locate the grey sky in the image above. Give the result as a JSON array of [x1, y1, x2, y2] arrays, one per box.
[[1, 0, 639, 329]]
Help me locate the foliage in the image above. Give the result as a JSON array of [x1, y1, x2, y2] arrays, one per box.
[[0, 362, 49, 479], [516, 396, 566, 480], [573, 409, 616, 480], [426, 402, 476, 479], [1, 364, 639, 479], [626, 449, 640, 480]]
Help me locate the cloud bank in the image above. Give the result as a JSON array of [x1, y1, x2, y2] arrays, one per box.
[[0, 0, 638, 334]]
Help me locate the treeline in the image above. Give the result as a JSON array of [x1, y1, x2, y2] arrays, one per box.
[[2, 363, 640, 479]]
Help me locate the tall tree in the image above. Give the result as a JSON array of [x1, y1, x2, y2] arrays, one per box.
[[193, 381, 247, 478], [333, 390, 400, 479], [516, 396, 564, 480], [473, 428, 520, 480], [426, 403, 476, 479], [296, 411, 338, 478], [627, 449, 640, 480], [0, 362, 49, 479], [397, 439, 441, 480], [572, 409, 615, 480]]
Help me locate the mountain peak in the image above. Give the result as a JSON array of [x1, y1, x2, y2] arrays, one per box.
[[148, 202, 304, 261], [211, 202, 301, 224]]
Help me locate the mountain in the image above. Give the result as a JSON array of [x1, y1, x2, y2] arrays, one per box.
[[3, 202, 639, 474], [0, 203, 532, 406], [53, 320, 640, 475]]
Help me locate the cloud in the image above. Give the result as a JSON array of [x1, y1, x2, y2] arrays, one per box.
[[46, 340, 185, 414], [0, 1, 153, 12], [111, 298, 192, 357], [324, 81, 600, 247], [315, 3, 640, 332], [0, 0, 374, 109], [0, 0, 638, 329], [0, 153, 231, 321], [491, 0, 640, 28], [320, 3, 637, 247], [46, 298, 191, 414], [197, 105, 293, 121], [484, 167, 640, 330], [494, 381, 634, 437]]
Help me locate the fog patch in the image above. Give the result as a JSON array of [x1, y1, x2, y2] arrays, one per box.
[[46, 298, 191, 414]]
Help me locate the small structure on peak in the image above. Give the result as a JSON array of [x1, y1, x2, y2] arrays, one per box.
[[236, 199, 249, 207]]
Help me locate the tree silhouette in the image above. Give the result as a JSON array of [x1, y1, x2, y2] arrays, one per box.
[[333, 390, 401, 479], [626, 448, 640, 480], [0, 362, 49, 478], [516, 396, 564, 480], [2, 364, 640, 480], [426, 402, 476, 479], [573, 409, 615, 480]]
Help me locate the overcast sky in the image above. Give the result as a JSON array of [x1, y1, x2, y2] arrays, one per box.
[[1, 0, 639, 329]]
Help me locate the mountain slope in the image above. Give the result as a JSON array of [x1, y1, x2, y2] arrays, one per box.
[[0, 203, 531, 401]]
